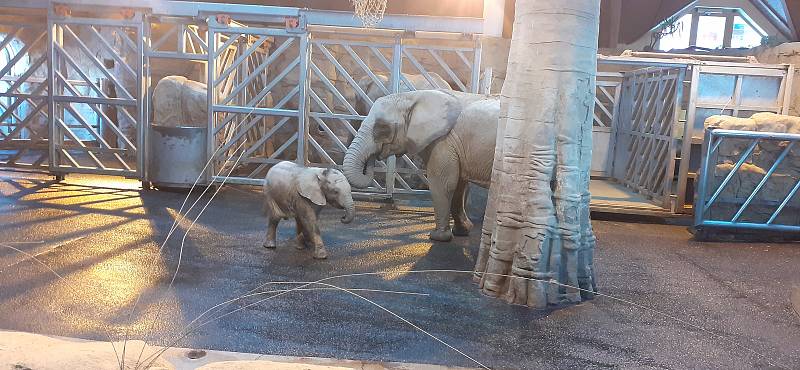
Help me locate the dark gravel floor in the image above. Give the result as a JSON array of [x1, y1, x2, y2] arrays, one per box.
[[1, 170, 799, 369]]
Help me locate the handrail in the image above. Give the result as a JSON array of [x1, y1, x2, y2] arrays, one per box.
[[694, 127, 800, 235]]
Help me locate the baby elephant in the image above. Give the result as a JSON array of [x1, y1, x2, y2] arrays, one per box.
[[262, 161, 355, 259]]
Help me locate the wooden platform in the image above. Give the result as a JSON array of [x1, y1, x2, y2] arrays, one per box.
[[589, 179, 679, 217]]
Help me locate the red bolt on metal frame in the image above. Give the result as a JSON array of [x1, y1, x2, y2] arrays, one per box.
[[120, 8, 135, 19], [54, 4, 71, 17], [284, 16, 299, 29], [216, 14, 232, 26]]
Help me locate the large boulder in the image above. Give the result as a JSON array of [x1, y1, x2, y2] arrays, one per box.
[[152, 75, 208, 127]]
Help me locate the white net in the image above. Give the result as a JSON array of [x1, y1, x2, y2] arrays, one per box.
[[351, 0, 387, 28]]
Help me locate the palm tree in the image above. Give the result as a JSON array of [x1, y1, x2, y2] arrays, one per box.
[[473, 0, 600, 307]]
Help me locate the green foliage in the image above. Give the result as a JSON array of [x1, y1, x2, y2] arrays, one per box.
[[649, 15, 683, 51]]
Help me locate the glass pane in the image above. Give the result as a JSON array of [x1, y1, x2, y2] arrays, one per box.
[[696, 15, 726, 49], [657, 14, 692, 51], [740, 76, 781, 107], [697, 73, 736, 104], [731, 16, 764, 48]]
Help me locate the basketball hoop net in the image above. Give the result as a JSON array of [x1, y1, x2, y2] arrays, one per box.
[[351, 0, 387, 28]]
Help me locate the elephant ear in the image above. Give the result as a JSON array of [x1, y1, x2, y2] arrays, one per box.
[[298, 170, 326, 206], [403, 90, 462, 154]]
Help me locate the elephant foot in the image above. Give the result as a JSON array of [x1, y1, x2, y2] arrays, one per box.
[[295, 235, 310, 250], [452, 220, 474, 236], [313, 246, 328, 259], [429, 229, 453, 242], [263, 240, 276, 249]]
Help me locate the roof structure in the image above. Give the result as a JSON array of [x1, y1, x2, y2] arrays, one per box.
[[217, 1, 799, 44], [610, 0, 796, 44]]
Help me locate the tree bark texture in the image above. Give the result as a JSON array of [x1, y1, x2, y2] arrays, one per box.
[[473, 0, 600, 307]]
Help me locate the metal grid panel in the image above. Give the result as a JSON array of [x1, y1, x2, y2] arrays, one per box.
[[49, 15, 144, 177], [208, 27, 484, 192], [695, 128, 800, 233], [676, 64, 793, 212], [387, 38, 481, 195], [146, 16, 208, 61], [591, 71, 624, 177], [0, 22, 49, 169], [208, 21, 306, 186], [305, 35, 394, 193], [616, 67, 685, 208]]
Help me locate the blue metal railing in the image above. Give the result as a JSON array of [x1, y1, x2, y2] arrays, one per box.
[[694, 127, 800, 233]]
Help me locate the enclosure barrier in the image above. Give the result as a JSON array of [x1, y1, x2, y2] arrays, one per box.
[[614, 66, 685, 209], [0, 1, 796, 216], [599, 55, 793, 215], [0, 20, 50, 169], [206, 20, 482, 196], [694, 127, 800, 234]]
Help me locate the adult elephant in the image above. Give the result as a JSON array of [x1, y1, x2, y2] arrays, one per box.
[[343, 90, 500, 241], [354, 72, 452, 116]]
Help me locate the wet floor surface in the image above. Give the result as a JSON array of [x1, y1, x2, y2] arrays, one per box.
[[1, 170, 799, 369]]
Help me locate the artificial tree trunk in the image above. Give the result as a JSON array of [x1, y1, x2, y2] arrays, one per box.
[[473, 0, 600, 307]]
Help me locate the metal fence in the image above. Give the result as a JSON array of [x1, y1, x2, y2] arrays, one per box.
[[694, 127, 800, 233], [0, 20, 49, 169], [677, 63, 794, 212], [0, 1, 483, 198], [600, 56, 793, 215], [614, 66, 685, 209], [205, 20, 482, 195], [48, 12, 145, 177]]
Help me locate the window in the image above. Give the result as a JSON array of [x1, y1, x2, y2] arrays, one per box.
[[731, 16, 764, 48], [657, 14, 692, 51], [656, 8, 767, 51], [696, 15, 727, 49]]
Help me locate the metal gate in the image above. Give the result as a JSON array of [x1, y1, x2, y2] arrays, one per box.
[[303, 30, 482, 196], [49, 13, 144, 177], [207, 22, 483, 192], [591, 71, 623, 177], [305, 32, 394, 193], [614, 67, 686, 209], [2, 1, 482, 197], [0, 20, 49, 169], [207, 18, 307, 185]]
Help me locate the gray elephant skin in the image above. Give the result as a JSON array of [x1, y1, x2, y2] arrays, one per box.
[[343, 90, 499, 242], [152, 75, 208, 127], [355, 73, 452, 116], [262, 161, 355, 259]]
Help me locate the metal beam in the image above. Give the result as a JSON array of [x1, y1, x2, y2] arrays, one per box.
[[16, 0, 483, 34], [750, 0, 796, 40], [302, 9, 483, 34]]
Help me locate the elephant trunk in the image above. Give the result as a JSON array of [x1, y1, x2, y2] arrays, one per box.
[[343, 122, 378, 189], [341, 197, 355, 224]]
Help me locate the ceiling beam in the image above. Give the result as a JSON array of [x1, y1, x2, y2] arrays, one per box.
[[749, 0, 796, 40]]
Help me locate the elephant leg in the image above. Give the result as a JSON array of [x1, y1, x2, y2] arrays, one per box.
[[297, 206, 327, 259], [263, 217, 279, 249], [451, 180, 473, 236], [311, 208, 328, 259], [427, 150, 459, 242], [294, 217, 309, 250], [311, 222, 328, 259]]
